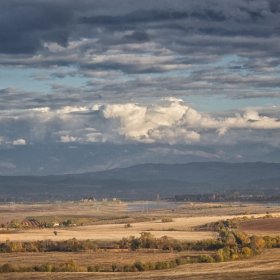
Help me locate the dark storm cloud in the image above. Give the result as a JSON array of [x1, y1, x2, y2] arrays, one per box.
[[1, 0, 279, 102], [0, 84, 126, 112], [79, 10, 190, 27], [0, 1, 280, 105], [0, 0, 279, 57], [0, 1, 77, 54], [123, 31, 150, 42]]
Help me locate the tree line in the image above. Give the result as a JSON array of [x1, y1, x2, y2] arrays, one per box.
[[174, 192, 280, 202], [0, 238, 98, 253]]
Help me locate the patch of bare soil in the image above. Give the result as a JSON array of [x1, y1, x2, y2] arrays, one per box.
[[239, 217, 280, 236]]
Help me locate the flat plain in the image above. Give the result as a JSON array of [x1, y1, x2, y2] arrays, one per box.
[[1, 249, 280, 280], [1, 201, 280, 279], [239, 217, 280, 236]]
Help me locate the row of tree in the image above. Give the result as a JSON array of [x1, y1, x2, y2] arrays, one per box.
[[0, 238, 98, 253], [174, 192, 240, 202], [174, 192, 280, 202], [1, 234, 280, 273], [0, 256, 199, 273], [1, 230, 278, 255]]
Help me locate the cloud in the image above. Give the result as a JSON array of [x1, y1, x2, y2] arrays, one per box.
[[0, 161, 16, 169], [100, 101, 280, 144], [148, 147, 221, 159], [123, 30, 150, 42], [0, 1, 75, 54], [101, 100, 200, 144], [60, 135, 79, 143], [13, 139, 26, 145], [1, 98, 280, 147], [1, 1, 280, 174], [0, 0, 279, 102], [57, 106, 88, 114]]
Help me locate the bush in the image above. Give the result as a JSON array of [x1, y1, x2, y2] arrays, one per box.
[[198, 255, 215, 263], [88, 265, 100, 272], [162, 217, 174, 223], [134, 261, 145, 271], [1, 263, 16, 272], [40, 263, 53, 272]]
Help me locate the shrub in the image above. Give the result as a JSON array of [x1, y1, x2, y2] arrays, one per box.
[[198, 255, 214, 263], [112, 263, 117, 272], [134, 261, 145, 271], [162, 217, 174, 223], [1, 263, 16, 272], [88, 265, 100, 272], [41, 263, 53, 272]]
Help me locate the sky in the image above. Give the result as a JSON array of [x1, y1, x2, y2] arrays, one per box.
[[1, 0, 280, 175]]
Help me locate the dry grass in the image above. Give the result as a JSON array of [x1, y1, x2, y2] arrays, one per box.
[[0, 217, 219, 242], [2, 202, 280, 279], [1, 249, 280, 280], [0, 250, 205, 268], [0, 202, 127, 224], [1, 201, 280, 224], [1, 201, 280, 243], [2, 214, 280, 243]]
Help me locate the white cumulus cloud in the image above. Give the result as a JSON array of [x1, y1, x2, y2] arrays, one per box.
[[13, 139, 26, 145], [2, 100, 280, 147], [60, 135, 79, 143], [102, 100, 199, 144]]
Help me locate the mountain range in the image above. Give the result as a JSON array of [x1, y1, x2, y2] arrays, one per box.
[[1, 162, 280, 202]]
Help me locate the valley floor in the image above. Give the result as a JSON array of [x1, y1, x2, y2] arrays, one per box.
[[1, 201, 280, 279], [1, 249, 280, 280]]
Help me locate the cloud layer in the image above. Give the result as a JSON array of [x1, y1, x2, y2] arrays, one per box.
[[1, 98, 280, 148], [1, 0, 280, 102], [1, 1, 280, 174]]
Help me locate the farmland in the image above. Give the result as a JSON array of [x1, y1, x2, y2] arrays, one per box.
[[239, 218, 280, 236], [1, 201, 280, 279]]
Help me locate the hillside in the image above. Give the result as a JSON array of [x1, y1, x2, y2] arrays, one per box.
[[0, 162, 280, 201]]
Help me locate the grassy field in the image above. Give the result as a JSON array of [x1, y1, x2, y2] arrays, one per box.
[[1, 250, 206, 268], [1, 249, 280, 279], [0, 216, 220, 242], [1, 201, 280, 241], [1, 201, 280, 279]]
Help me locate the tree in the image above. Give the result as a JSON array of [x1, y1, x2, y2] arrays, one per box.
[[139, 232, 155, 248], [241, 246, 252, 258], [233, 230, 250, 246], [250, 236, 265, 252], [9, 220, 21, 228]]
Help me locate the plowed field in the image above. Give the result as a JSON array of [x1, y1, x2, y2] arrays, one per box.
[[239, 218, 280, 236]]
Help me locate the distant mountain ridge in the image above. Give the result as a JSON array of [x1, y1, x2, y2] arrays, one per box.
[[79, 161, 280, 184], [0, 162, 280, 201]]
